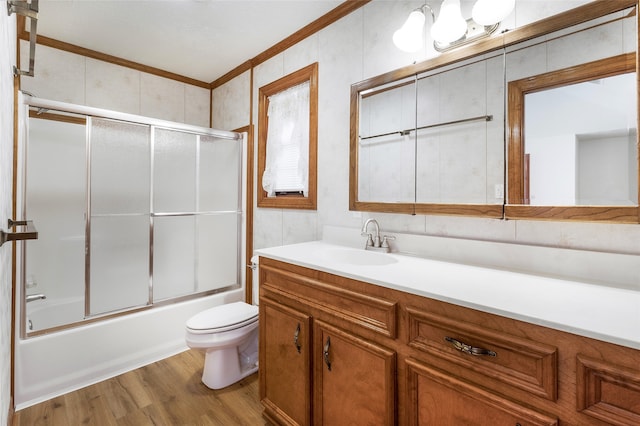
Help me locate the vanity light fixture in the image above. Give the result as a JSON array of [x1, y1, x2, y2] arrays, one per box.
[[393, 0, 514, 53]]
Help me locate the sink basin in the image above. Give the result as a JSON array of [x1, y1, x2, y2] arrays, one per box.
[[320, 248, 398, 266]]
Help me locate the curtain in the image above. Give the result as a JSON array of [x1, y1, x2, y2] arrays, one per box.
[[262, 81, 310, 196]]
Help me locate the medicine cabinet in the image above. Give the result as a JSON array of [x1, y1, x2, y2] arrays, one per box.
[[350, 0, 639, 223]]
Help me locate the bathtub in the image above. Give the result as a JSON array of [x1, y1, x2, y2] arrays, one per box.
[[14, 289, 244, 409], [26, 297, 85, 332]]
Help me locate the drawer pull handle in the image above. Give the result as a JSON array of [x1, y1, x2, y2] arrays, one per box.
[[445, 336, 497, 357], [294, 323, 301, 353], [323, 336, 332, 371]]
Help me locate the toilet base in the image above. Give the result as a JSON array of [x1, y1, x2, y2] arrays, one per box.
[[200, 327, 259, 389], [201, 348, 258, 389]]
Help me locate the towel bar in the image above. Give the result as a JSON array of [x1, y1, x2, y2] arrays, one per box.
[[0, 219, 38, 247]]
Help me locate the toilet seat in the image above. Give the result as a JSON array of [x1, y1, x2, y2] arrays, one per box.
[[186, 301, 258, 334]]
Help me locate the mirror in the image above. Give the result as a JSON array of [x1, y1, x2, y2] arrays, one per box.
[[508, 55, 637, 207], [350, 0, 639, 222], [505, 5, 639, 223], [353, 53, 505, 218]]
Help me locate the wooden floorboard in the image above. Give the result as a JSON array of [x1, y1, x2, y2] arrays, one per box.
[[14, 350, 267, 425]]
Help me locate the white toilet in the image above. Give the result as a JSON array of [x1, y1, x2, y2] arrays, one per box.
[[185, 258, 260, 389]]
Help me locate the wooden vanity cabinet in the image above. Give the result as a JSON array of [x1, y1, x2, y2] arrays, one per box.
[[314, 320, 396, 425], [259, 257, 398, 426], [258, 257, 640, 426], [260, 298, 312, 425]]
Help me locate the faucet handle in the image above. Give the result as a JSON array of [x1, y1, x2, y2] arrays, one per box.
[[362, 232, 374, 247], [381, 235, 396, 249]]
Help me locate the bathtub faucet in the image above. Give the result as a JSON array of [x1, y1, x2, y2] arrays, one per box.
[[26, 293, 46, 302]]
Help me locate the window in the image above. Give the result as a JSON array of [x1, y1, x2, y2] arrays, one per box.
[[258, 62, 318, 209]]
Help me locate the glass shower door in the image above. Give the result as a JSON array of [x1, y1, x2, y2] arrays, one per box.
[[197, 135, 243, 292], [88, 118, 151, 315], [24, 116, 86, 330]]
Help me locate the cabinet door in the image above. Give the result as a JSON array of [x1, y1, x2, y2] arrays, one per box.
[[260, 298, 312, 426], [405, 358, 557, 426], [314, 320, 396, 426]]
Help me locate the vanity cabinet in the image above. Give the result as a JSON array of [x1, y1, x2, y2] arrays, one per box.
[[259, 257, 398, 425], [258, 257, 640, 426], [260, 298, 312, 425], [313, 320, 396, 425]]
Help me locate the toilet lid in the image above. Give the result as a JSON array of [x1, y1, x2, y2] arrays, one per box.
[[186, 301, 258, 333]]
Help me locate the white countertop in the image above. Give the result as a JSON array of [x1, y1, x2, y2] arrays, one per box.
[[256, 240, 640, 350]]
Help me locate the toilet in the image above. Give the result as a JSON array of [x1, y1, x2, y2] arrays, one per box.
[[185, 257, 260, 389]]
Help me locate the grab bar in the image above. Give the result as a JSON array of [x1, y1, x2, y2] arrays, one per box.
[[8, 0, 39, 77], [0, 219, 38, 247]]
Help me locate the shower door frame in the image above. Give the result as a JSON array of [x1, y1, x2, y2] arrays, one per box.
[[17, 94, 247, 338]]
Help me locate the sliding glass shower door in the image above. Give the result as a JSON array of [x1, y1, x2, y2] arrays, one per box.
[[20, 96, 244, 334], [89, 118, 151, 315]]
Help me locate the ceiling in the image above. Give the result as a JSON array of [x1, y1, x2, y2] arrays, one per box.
[[33, 0, 345, 83]]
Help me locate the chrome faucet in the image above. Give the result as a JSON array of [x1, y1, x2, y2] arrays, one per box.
[[26, 293, 46, 303], [361, 219, 395, 252]]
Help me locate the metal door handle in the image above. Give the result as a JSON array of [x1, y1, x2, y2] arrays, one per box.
[[445, 336, 497, 357], [294, 323, 301, 353], [323, 336, 331, 371]]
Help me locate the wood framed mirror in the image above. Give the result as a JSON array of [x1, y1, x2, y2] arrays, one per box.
[[349, 0, 638, 223], [507, 53, 638, 222]]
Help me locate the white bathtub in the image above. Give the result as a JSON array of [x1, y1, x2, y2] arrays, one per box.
[[26, 297, 85, 332], [15, 289, 244, 409]]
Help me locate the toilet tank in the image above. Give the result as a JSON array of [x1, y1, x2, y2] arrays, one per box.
[[250, 256, 259, 305]]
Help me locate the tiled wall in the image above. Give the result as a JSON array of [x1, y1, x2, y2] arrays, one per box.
[[211, 0, 640, 260], [1, 7, 16, 426], [20, 43, 210, 127]]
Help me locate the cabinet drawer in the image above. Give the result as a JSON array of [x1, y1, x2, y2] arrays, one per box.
[[406, 306, 557, 401], [406, 358, 558, 426], [261, 261, 397, 338], [577, 354, 640, 426]]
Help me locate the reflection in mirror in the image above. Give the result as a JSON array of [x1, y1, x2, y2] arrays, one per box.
[[525, 72, 637, 206], [415, 54, 504, 205], [505, 2, 639, 223], [356, 52, 506, 214], [358, 78, 416, 204]]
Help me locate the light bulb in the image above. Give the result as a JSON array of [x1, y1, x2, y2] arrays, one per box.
[[431, 0, 467, 45], [472, 0, 515, 26], [393, 9, 426, 53]]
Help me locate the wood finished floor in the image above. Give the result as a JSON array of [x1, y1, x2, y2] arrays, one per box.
[[14, 349, 267, 425]]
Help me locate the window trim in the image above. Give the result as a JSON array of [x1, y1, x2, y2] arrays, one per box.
[[257, 62, 318, 210]]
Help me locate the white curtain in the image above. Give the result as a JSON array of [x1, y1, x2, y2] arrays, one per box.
[[262, 81, 310, 196]]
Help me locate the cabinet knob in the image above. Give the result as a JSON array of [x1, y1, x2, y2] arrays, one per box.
[[294, 323, 302, 353], [323, 336, 332, 371]]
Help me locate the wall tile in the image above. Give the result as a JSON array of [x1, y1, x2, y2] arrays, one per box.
[[20, 42, 85, 104], [140, 73, 185, 123], [185, 84, 210, 127], [515, 220, 640, 253], [86, 58, 140, 115], [212, 70, 250, 131], [282, 210, 318, 245], [253, 208, 283, 250], [284, 34, 319, 75]]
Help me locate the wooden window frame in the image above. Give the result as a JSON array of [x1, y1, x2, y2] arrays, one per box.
[[257, 62, 318, 210]]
